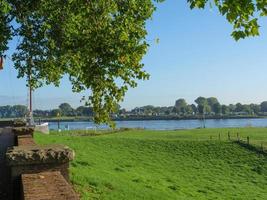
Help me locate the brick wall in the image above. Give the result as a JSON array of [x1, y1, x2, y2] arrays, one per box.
[[17, 135, 36, 146], [21, 171, 79, 200], [5, 127, 79, 200]]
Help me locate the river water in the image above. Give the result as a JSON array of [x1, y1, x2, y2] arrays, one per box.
[[47, 118, 267, 131]]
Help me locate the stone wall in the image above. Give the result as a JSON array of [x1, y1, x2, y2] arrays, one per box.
[[5, 126, 79, 200], [6, 145, 73, 182], [0, 121, 14, 128], [0, 120, 27, 128]]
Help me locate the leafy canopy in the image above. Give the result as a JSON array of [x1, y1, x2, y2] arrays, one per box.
[[0, 0, 11, 54], [188, 0, 266, 40], [0, 0, 267, 126]]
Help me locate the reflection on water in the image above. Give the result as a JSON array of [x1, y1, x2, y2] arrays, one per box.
[[48, 118, 267, 131]]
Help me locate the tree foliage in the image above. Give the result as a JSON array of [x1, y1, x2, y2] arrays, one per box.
[[175, 98, 187, 114], [260, 101, 267, 112], [1, 0, 267, 126], [1, 0, 155, 126], [0, 104, 28, 118], [59, 103, 74, 116], [188, 0, 266, 40], [0, 0, 11, 54]]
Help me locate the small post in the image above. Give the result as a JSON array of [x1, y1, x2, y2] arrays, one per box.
[[247, 136, 250, 145], [228, 132, 230, 140], [57, 120, 60, 130], [57, 112, 60, 131], [219, 133, 221, 141]]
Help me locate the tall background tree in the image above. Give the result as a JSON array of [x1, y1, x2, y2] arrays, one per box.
[[261, 101, 267, 112], [195, 97, 211, 115], [207, 97, 220, 113], [59, 103, 74, 117], [175, 99, 187, 114]]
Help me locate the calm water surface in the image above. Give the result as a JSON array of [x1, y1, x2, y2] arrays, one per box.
[[47, 118, 267, 130]]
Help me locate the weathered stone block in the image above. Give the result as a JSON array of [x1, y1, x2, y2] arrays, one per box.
[[12, 127, 35, 137], [6, 145, 74, 182], [13, 120, 27, 127], [6, 145, 74, 166]]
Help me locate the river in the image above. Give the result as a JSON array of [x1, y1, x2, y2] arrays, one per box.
[[47, 118, 267, 131]]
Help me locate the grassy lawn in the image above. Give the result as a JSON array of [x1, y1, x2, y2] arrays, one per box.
[[35, 128, 267, 200]]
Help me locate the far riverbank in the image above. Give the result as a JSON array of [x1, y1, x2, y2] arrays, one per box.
[[37, 115, 267, 123]]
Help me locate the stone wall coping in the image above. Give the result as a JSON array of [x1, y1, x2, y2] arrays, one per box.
[[12, 127, 35, 136], [12, 126, 35, 130], [6, 145, 74, 166], [17, 135, 33, 139]]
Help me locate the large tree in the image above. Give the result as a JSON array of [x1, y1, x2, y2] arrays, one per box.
[[221, 105, 229, 115], [260, 101, 267, 112], [250, 104, 260, 115], [195, 97, 211, 114], [213, 102, 222, 115], [2, 0, 154, 126], [59, 103, 74, 116], [207, 97, 220, 113], [76, 106, 93, 117], [175, 98, 187, 114], [1, 0, 266, 126]]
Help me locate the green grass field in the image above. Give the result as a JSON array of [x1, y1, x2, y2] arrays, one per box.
[[35, 128, 267, 200]]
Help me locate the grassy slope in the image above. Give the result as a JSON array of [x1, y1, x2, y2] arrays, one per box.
[[35, 128, 267, 200]]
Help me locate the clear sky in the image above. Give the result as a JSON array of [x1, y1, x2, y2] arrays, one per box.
[[1, 0, 267, 110]]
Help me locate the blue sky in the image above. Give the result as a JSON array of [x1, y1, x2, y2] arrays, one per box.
[[1, 0, 267, 110]]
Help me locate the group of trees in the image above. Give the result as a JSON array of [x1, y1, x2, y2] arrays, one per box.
[[33, 103, 94, 118], [0, 105, 28, 118], [175, 97, 267, 116], [128, 97, 267, 117], [173, 97, 222, 115], [0, 103, 94, 118], [173, 97, 263, 116]]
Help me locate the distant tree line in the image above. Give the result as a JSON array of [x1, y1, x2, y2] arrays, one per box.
[[33, 103, 94, 118], [0, 105, 28, 118], [2, 97, 267, 119], [172, 97, 265, 116], [0, 103, 94, 118], [124, 97, 267, 117]]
